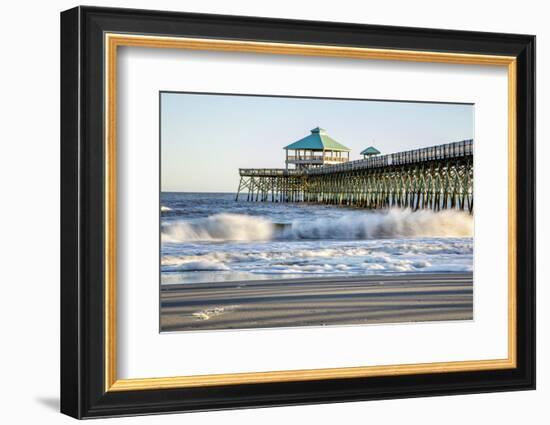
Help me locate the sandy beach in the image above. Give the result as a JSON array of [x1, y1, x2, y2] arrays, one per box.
[[160, 272, 473, 332]]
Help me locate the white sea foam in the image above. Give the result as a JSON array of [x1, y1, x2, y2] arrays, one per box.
[[161, 209, 473, 242], [160, 205, 172, 212], [163, 260, 229, 272], [161, 237, 472, 279]]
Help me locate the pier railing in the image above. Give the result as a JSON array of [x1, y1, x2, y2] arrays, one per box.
[[239, 140, 472, 177], [307, 139, 472, 175], [239, 168, 303, 177], [287, 155, 348, 162]]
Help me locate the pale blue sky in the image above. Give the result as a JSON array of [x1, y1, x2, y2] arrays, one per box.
[[161, 92, 473, 193]]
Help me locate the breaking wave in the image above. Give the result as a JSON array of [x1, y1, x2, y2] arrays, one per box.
[[162, 213, 274, 242], [161, 209, 473, 243]]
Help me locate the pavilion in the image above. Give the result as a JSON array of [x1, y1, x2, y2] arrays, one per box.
[[360, 146, 381, 159], [284, 127, 351, 170]]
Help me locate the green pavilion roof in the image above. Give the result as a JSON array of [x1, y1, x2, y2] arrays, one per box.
[[360, 146, 381, 155], [284, 127, 351, 152]]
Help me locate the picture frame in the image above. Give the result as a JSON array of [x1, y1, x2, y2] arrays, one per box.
[[60, 5, 535, 419]]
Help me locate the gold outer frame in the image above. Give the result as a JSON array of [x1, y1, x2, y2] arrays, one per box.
[[104, 33, 518, 392]]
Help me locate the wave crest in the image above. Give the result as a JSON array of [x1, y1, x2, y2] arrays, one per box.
[[286, 209, 473, 240], [162, 213, 274, 242], [161, 209, 473, 243]]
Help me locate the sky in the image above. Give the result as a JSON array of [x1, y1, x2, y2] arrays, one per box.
[[161, 92, 473, 193]]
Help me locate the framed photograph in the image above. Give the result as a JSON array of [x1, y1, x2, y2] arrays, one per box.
[[60, 6, 535, 419]]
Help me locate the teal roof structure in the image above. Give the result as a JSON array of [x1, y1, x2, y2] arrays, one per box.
[[284, 127, 351, 152], [360, 146, 381, 156]]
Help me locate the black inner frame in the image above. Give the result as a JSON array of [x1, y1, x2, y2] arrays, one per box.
[[61, 6, 535, 419]]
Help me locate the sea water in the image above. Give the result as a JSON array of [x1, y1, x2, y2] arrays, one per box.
[[161, 192, 473, 285]]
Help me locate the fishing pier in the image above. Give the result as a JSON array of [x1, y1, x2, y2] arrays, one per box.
[[235, 128, 473, 212]]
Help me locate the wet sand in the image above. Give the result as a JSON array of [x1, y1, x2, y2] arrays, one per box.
[[160, 273, 473, 332]]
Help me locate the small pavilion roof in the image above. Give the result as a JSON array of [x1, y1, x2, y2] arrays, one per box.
[[360, 146, 381, 155], [284, 127, 351, 152]]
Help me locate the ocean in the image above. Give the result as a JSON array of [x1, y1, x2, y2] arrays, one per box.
[[160, 192, 473, 285]]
